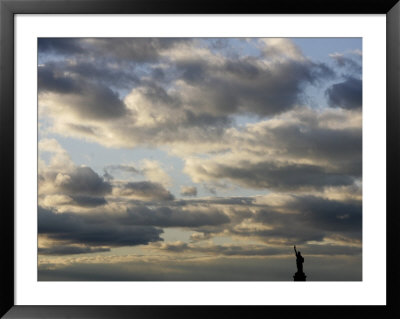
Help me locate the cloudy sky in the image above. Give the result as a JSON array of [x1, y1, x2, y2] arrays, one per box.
[[38, 38, 362, 281]]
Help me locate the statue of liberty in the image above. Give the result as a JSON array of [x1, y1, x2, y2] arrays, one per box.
[[293, 245, 306, 281]]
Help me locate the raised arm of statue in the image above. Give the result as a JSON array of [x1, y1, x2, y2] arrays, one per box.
[[294, 245, 297, 256]]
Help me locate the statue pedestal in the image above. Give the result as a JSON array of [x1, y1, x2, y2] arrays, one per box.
[[293, 271, 307, 281]]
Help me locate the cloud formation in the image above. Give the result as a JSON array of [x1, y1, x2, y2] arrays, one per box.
[[38, 245, 110, 256], [180, 186, 197, 196], [115, 181, 175, 201], [39, 138, 112, 209], [183, 106, 361, 192], [38, 38, 338, 150], [185, 159, 356, 191], [156, 241, 361, 257], [38, 206, 164, 247], [39, 65, 128, 120]]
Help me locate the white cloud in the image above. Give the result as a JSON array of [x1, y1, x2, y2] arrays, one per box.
[[141, 159, 172, 187]]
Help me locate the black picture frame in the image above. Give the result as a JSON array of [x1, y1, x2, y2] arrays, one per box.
[[1, 0, 399, 318]]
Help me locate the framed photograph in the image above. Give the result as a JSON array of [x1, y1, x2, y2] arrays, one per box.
[[1, 0, 398, 317]]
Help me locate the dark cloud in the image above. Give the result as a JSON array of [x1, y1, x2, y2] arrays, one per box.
[[57, 166, 112, 197], [39, 245, 110, 256], [38, 66, 80, 94], [40, 59, 140, 94], [167, 194, 361, 245], [38, 39, 193, 101], [182, 110, 232, 128], [38, 206, 163, 247], [264, 125, 362, 176], [65, 61, 140, 89], [113, 193, 361, 245], [249, 195, 362, 243], [70, 195, 107, 207], [326, 77, 362, 109], [189, 160, 356, 191], [288, 195, 362, 233], [37, 203, 230, 254], [119, 181, 174, 201], [175, 58, 334, 117], [224, 59, 261, 78], [39, 64, 128, 119], [124, 206, 230, 228]]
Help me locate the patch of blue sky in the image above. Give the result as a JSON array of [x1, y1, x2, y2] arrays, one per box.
[[38, 117, 52, 138], [52, 134, 178, 167], [38, 118, 55, 165], [232, 113, 264, 127], [299, 78, 336, 110], [292, 37, 362, 64]]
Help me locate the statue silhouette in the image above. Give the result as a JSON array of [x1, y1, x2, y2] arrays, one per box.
[[293, 245, 306, 281], [294, 245, 304, 273]]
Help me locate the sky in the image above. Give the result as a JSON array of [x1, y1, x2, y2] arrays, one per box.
[[37, 37, 362, 281]]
